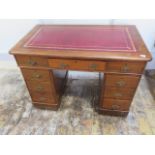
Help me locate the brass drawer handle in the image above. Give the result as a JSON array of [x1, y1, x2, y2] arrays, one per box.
[[27, 60, 37, 66], [116, 81, 126, 87], [59, 63, 69, 69], [89, 64, 98, 70], [121, 64, 130, 72], [32, 73, 42, 79], [114, 93, 122, 98], [111, 105, 120, 110], [35, 85, 44, 92]]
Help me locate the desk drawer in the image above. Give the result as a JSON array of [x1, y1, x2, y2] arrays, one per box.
[[48, 59, 106, 71], [103, 87, 135, 100], [106, 61, 146, 74], [16, 55, 48, 67], [26, 81, 53, 93], [31, 91, 55, 104], [21, 68, 50, 82], [105, 74, 140, 89], [101, 98, 131, 111]]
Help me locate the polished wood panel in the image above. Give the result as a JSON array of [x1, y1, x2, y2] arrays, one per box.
[[52, 70, 68, 96], [48, 59, 106, 71]]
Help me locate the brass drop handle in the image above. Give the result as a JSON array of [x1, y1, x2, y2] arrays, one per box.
[[32, 73, 42, 79], [59, 63, 69, 69], [121, 64, 129, 72], [35, 85, 44, 92], [116, 80, 126, 87], [27, 60, 37, 66], [114, 93, 122, 98], [111, 105, 120, 110], [89, 64, 98, 70]]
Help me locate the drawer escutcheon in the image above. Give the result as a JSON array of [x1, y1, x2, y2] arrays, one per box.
[[89, 64, 98, 70], [31, 73, 42, 79], [121, 64, 130, 73], [116, 80, 126, 87], [114, 93, 123, 98], [111, 105, 120, 110], [27, 60, 37, 66], [35, 85, 44, 92], [59, 63, 69, 69]]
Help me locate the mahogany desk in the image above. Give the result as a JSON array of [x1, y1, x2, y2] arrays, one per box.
[[10, 25, 152, 116]]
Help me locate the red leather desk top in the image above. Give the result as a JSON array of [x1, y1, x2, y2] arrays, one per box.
[[24, 26, 137, 52]]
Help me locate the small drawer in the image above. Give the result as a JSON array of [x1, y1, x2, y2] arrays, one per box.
[[15, 55, 48, 67], [31, 91, 56, 104], [21, 68, 50, 82], [101, 98, 131, 111], [106, 61, 146, 74], [105, 74, 140, 88], [26, 81, 53, 93], [48, 59, 106, 71], [103, 87, 135, 100]]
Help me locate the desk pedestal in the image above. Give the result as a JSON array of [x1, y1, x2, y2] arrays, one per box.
[[21, 67, 68, 110]]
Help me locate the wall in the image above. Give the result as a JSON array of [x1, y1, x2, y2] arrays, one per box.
[[113, 19, 155, 69], [0, 19, 155, 69], [0, 19, 39, 54]]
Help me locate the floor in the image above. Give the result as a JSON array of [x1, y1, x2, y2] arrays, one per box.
[[0, 68, 155, 135]]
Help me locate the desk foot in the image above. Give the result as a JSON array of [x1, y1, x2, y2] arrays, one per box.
[[33, 102, 59, 111], [96, 107, 129, 117]]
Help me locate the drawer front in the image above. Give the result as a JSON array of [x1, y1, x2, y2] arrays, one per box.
[[31, 91, 55, 104], [104, 87, 135, 100], [105, 74, 140, 89], [106, 61, 146, 74], [26, 81, 53, 93], [15, 55, 48, 67], [48, 59, 106, 71], [21, 68, 50, 82], [101, 98, 131, 111]]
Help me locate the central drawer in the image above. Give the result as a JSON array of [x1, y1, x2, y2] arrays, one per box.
[[48, 59, 106, 71]]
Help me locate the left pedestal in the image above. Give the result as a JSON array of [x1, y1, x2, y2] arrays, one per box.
[[15, 55, 67, 110]]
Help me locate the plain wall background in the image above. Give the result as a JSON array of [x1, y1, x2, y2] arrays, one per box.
[[0, 19, 155, 69]]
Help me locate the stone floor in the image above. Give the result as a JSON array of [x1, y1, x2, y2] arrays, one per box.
[[0, 69, 155, 135], [145, 70, 155, 100]]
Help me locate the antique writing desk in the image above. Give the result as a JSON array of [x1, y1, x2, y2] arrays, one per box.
[[10, 25, 152, 116]]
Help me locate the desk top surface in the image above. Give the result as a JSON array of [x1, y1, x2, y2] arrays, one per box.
[[10, 25, 151, 61], [24, 26, 136, 52]]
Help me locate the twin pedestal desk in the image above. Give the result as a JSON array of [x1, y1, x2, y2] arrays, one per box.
[[10, 25, 152, 116]]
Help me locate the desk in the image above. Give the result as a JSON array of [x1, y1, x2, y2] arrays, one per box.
[[10, 25, 152, 116]]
